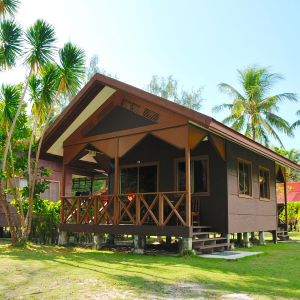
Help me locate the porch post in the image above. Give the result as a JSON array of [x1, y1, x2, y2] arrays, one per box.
[[283, 172, 288, 232], [185, 127, 191, 227], [114, 138, 120, 224]]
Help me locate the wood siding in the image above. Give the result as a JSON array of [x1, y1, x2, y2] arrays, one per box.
[[226, 141, 277, 233]]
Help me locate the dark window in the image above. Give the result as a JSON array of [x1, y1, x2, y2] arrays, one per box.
[[259, 168, 270, 199], [238, 160, 252, 196], [120, 165, 157, 193], [177, 158, 209, 194]]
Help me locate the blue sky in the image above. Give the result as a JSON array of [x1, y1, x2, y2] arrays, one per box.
[[3, 0, 300, 149]]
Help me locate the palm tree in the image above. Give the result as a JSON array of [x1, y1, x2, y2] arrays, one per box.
[[212, 66, 298, 147], [291, 110, 300, 129], [0, 0, 20, 18], [0, 19, 56, 243], [26, 42, 85, 236]]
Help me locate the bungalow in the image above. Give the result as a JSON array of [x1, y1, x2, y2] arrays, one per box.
[[2, 74, 300, 252]]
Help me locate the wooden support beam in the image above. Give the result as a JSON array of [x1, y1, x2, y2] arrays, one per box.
[[159, 193, 164, 226], [283, 170, 288, 232], [185, 127, 191, 227], [113, 138, 120, 224]]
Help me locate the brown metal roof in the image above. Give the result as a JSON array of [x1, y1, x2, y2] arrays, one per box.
[[42, 73, 300, 172]]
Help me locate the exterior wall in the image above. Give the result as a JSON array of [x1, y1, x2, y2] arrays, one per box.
[[120, 134, 183, 192], [192, 141, 228, 233], [226, 141, 277, 233], [0, 159, 63, 227]]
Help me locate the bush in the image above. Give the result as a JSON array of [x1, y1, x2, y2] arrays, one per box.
[[30, 197, 61, 244], [279, 202, 300, 231]]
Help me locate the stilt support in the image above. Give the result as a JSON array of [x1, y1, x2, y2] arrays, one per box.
[[180, 237, 192, 252], [259, 231, 266, 245], [58, 231, 68, 246], [133, 235, 146, 254], [93, 234, 105, 250], [243, 232, 251, 248]]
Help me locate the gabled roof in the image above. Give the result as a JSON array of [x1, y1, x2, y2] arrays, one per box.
[[42, 73, 300, 172]]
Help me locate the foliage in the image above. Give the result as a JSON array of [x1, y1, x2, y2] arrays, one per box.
[[273, 147, 300, 181], [148, 75, 203, 111], [0, 0, 20, 18], [30, 198, 61, 244], [212, 66, 298, 147], [279, 202, 300, 226], [291, 110, 300, 129], [0, 1, 86, 244]]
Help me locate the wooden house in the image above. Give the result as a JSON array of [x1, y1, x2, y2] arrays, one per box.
[[7, 74, 300, 252]]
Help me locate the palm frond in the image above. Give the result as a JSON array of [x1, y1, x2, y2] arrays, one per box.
[[0, 19, 22, 69], [264, 112, 293, 137], [24, 19, 56, 73], [0, 83, 21, 126], [218, 83, 245, 100], [0, 0, 20, 18], [57, 42, 85, 97], [212, 103, 233, 113]]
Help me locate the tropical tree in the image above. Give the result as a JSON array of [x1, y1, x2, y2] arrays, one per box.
[[212, 66, 298, 147], [148, 75, 203, 111], [0, 2, 86, 243]]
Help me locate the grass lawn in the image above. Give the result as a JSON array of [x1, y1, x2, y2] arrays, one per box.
[[0, 238, 299, 300]]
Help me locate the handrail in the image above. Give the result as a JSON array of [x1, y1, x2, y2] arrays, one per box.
[[61, 191, 192, 227]]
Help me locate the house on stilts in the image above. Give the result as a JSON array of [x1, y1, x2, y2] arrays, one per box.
[[39, 74, 300, 253]]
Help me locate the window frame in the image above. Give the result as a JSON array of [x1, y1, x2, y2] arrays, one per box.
[[237, 158, 253, 199], [41, 180, 60, 202], [119, 161, 159, 193], [258, 166, 271, 201], [175, 155, 210, 196]]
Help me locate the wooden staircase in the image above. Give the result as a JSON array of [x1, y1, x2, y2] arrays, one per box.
[[192, 226, 231, 253]]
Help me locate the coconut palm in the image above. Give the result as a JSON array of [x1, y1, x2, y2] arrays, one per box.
[[212, 67, 298, 147], [0, 0, 20, 18]]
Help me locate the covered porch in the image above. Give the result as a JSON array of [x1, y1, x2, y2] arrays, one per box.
[[59, 124, 227, 238]]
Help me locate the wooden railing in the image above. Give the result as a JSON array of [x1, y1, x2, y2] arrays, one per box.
[[61, 192, 188, 226]]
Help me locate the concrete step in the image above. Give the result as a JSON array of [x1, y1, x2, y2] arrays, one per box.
[[193, 242, 231, 252]]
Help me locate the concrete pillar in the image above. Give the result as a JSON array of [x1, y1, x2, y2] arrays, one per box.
[[180, 237, 192, 252], [243, 232, 251, 248], [133, 235, 146, 254], [258, 231, 266, 245], [58, 231, 68, 246], [93, 234, 105, 250]]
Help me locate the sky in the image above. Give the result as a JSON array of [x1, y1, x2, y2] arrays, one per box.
[[1, 0, 300, 149]]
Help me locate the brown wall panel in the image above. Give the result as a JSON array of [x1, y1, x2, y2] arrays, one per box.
[[226, 141, 277, 233]]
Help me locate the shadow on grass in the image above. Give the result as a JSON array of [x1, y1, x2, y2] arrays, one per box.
[[0, 242, 300, 299]]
